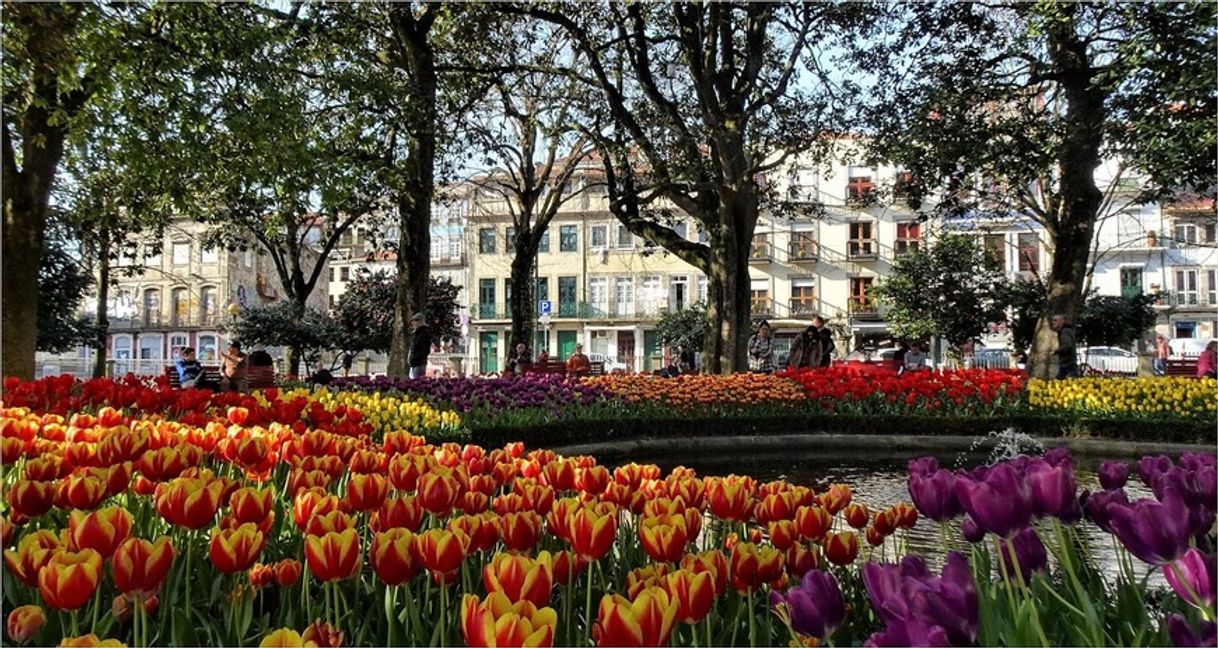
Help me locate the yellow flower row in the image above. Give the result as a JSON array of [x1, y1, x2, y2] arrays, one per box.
[[277, 388, 463, 436], [1027, 376, 1218, 418]]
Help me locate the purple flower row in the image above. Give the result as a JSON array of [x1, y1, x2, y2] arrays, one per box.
[[331, 375, 613, 413]]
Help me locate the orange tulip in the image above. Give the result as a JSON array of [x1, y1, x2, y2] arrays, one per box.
[[592, 588, 678, 647], [873, 509, 897, 536], [60, 474, 108, 511], [755, 492, 798, 525], [67, 507, 132, 560], [705, 477, 753, 522], [57, 634, 127, 647], [346, 473, 389, 512], [304, 529, 362, 582], [892, 501, 918, 529], [154, 478, 224, 530], [663, 569, 716, 624], [843, 503, 870, 530], [416, 528, 470, 585], [39, 549, 103, 611], [483, 551, 554, 607], [682, 549, 728, 593], [227, 406, 250, 426], [229, 486, 275, 524], [449, 513, 500, 554], [460, 491, 491, 515], [823, 484, 852, 515], [388, 453, 435, 492], [22, 456, 65, 482], [4, 529, 64, 587], [626, 564, 671, 599], [460, 592, 557, 648], [767, 520, 798, 551], [785, 543, 821, 578], [249, 563, 275, 589], [639, 515, 689, 564], [6, 604, 46, 643], [866, 525, 885, 547], [823, 531, 859, 566], [7, 479, 55, 518], [112, 536, 175, 596], [568, 504, 617, 561], [499, 511, 544, 553], [511, 482, 555, 515], [542, 459, 577, 491], [551, 550, 588, 587], [292, 488, 341, 531], [301, 620, 344, 647], [370, 494, 424, 533], [305, 510, 355, 538], [286, 469, 333, 496], [136, 445, 202, 482], [370, 528, 420, 586], [794, 505, 833, 542], [729, 542, 784, 593], [576, 466, 611, 495], [274, 559, 302, 587], [665, 477, 704, 510], [417, 467, 462, 517], [104, 463, 133, 498], [544, 497, 581, 542], [258, 628, 316, 647], [209, 523, 266, 574]]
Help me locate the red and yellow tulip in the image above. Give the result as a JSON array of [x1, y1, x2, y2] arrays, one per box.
[[460, 592, 557, 648]]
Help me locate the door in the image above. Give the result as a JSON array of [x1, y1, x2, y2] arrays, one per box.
[[558, 331, 577, 360], [479, 332, 499, 373], [643, 330, 659, 371], [618, 331, 635, 371], [558, 277, 577, 317], [671, 276, 688, 311], [614, 278, 634, 317]]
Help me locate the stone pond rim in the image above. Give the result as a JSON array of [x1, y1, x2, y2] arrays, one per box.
[[545, 433, 1218, 463]]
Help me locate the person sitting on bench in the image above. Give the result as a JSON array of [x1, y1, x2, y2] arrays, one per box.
[[176, 348, 216, 390]]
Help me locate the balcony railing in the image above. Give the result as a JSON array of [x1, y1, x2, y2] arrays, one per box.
[[474, 301, 669, 321], [788, 240, 819, 261], [789, 300, 819, 319], [847, 239, 878, 260], [110, 313, 223, 330], [749, 241, 774, 263], [894, 239, 921, 257], [848, 297, 882, 320]]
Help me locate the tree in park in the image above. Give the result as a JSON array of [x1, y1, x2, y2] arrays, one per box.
[[229, 302, 337, 372], [35, 215, 95, 355], [655, 303, 709, 361], [861, 2, 1216, 378], [1005, 278, 1158, 357], [873, 233, 1008, 353], [518, 2, 865, 373], [464, 28, 596, 351], [331, 269, 462, 358]]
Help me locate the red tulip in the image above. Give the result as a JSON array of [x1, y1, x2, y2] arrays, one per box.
[[301, 620, 345, 648], [59, 474, 108, 510], [729, 542, 784, 593], [304, 528, 362, 582], [292, 488, 341, 531], [639, 515, 689, 564], [626, 564, 671, 599], [274, 559, 302, 587], [346, 473, 389, 512], [417, 467, 462, 517], [370, 528, 421, 586], [461, 592, 557, 648], [785, 543, 821, 578], [249, 563, 275, 589], [593, 588, 678, 647], [663, 569, 716, 625], [155, 477, 224, 530], [568, 504, 617, 561], [371, 495, 424, 533], [499, 511, 544, 553], [67, 506, 132, 559], [705, 476, 754, 523], [577, 466, 611, 495], [38, 549, 103, 611], [680, 550, 730, 597], [112, 536, 175, 596], [6, 604, 46, 643], [483, 551, 555, 607], [7, 480, 55, 518], [229, 486, 274, 524], [823, 484, 852, 515], [449, 513, 500, 554], [209, 523, 266, 573], [823, 531, 859, 566], [767, 520, 798, 551], [416, 528, 470, 585], [552, 550, 588, 587], [3, 529, 64, 587], [843, 503, 870, 530], [794, 505, 833, 542], [305, 510, 356, 538]]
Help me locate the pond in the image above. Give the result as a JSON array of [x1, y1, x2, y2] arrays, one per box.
[[619, 442, 1161, 582]]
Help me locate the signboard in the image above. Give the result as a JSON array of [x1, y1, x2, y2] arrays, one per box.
[[538, 300, 552, 315]]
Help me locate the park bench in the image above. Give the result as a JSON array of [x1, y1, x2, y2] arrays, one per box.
[[529, 360, 569, 376], [1165, 359, 1200, 377], [164, 365, 222, 390], [165, 364, 277, 390]]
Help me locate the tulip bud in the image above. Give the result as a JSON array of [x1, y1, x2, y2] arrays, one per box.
[[6, 605, 46, 643], [274, 559, 302, 588]]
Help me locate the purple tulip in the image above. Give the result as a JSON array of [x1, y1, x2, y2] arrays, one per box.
[[961, 516, 986, 543], [1097, 461, 1130, 490], [1043, 447, 1073, 468], [1167, 614, 1218, 647], [1140, 455, 1174, 488], [862, 553, 978, 647], [908, 457, 941, 478], [905, 553, 979, 645], [1082, 488, 1128, 533], [1164, 549, 1217, 610], [865, 619, 951, 647], [1107, 490, 1192, 565], [997, 527, 1049, 583], [908, 467, 962, 523], [955, 463, 1033, 538], [770, 570, 845, 640], [1026, 459, 1079, 521]]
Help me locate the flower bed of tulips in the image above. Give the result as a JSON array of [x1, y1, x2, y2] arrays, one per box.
[[1028, 376, 1218, 419], [2, 378, 1216, 648], [777, 367, 1028, 416], [332, 375, 610, 414], [583, 373, 808, 409]]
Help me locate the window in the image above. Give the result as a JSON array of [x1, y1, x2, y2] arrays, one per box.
[[560, 225, 578, 252], [538, 230, 550, 253], [117, 245, 134, 267], [197, 335, 217, 361], [983, 235, 1006, 270], [641, 276, 662, 314], [169, 334, 188, 359], [1176, 269, 1199, 305], [590, 225, 608, 249], [479, 228, 497, 254], [1175, 222, 1198, 245], [478, 279, 496, 319], [138, 334, 162, 360], [848, 222, 875, 258], [614, 277, 634, 316], [1174, 219, 1217, 245], [200, 287, 217, 325], [449, 237, 461, 260], [340, 267, 350, 282], [113, 336, 132, 360], [750, 233, 772, 261], [201, 246, 218, 264], [697, 276, 708, 303], [430, 240, 443, 261], [144, 244, 161, 268], [341, 230, 355, 246], [846, 167, 874, 203], [849, 277, 875, 313], [588, 277, 608, 315], [617, 225, 635, 249], [670, 275, 689, 311], [505, 227, 516, 250], [790, 231, 817, 260], [895, 222, 921, 256], [171, 288, 188, 326], [330, 267, 336, 283], [535, 277, 549, 304], [697, 226, 709, 244], [1119, 268, 1143, 299], [243, 250, 253, 268], [750, 279, 771, 317], [558, 276, 577, 317], [143, 289, 162, 326], [893, 171, 915, 200], [791, 281, 816, 317], [504, 279, 513, 317], [1017, 233, 1040, 274], [673, 221, 688, 240], [171, 241, 190, 266], [1208, 270, 1217, 305]]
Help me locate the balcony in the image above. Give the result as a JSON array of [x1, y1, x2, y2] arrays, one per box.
[[749, 240, 774, 264], [894, 239, 921, 258], [847, 239, 878, 260], [431, 252, 465, 268], [109, 312, 224, 330], [788, 240, 819, 262], [473, 303, 510, 321], [848, 297, 882, 321], [789, 300, 819, 319]]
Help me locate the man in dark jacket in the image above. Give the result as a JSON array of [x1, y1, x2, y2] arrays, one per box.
[[1051, 314, 1078, 379], [812, 316, 835, 367], [408, 312, 432, 379]]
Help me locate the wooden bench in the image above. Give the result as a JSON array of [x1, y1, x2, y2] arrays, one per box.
[[165, 365, 222, 390], [1165, 359, 1200, 377], [165, 364, 276, 390], [529, 360, 569, 376]]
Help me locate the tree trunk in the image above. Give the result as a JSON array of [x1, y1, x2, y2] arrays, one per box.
[[2, 198, 45, 381], [1027, 7, 1105, 379], [703, 192, 756, 374], [508, 245, 537, 352], [92, 226, 111, 378], [285, 300, 307, 379]]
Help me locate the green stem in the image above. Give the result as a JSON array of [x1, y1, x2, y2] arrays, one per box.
[[90, 583, 102, 634], [584, 561, 595, 647], [184, 531, 193, 621], [748, 588, 756, 648], [386, 585, 397, 648], [440, 582, 449, 648]]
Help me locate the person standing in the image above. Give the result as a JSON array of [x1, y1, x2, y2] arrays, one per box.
[[812, 316, 835, 367], [661, 339, 674, 371], [1198, 341, 1217, 378], [1051, 314, 1079, 379], [1155, 335, 1170, 376], [787, 325, 822, 371], [408, 312, 432, 379], [748, 320, 775, 373], [219, 341, 248, 392]]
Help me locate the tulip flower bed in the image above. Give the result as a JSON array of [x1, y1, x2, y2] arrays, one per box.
[[2, 380, 1216, 648], [778, 367, 1028, 415], [1028, 376, 1218, 419]]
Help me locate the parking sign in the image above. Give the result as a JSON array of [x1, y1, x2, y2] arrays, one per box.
[[538, 300, 552, 315]]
